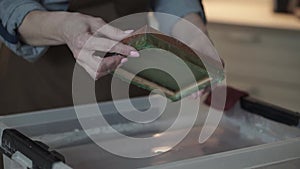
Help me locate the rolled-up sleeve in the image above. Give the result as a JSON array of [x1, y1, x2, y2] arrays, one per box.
[[153, 0, 206, 34], [0, 0, 47, 61]]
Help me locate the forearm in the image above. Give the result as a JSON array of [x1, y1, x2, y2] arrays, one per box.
[[171, 12, 208, 46], [18, 11, 68, 46], [182, 13, 208, 35]]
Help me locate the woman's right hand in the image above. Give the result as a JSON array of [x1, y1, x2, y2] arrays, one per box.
[[60, 13, 139, 80], [19, 11, 139, 80]]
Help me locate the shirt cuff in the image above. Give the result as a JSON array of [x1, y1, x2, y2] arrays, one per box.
[[153, 0, 205, 35], [0, 0, 47, 61]]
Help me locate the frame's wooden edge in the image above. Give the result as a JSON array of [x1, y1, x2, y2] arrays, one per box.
[[171, 77, 212, 101], [114, 68, 176, 96], [114, 68, 213, 102], [176, 77, 212, 95], [132, 25, 163, 35]]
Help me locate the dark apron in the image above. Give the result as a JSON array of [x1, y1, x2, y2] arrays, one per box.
[[0, 0, 150, 115]]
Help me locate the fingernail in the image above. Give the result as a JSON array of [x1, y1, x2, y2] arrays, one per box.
[[121, 58, 128, 64], [130, 51, 140, 57], [124, 30, 134, 34]]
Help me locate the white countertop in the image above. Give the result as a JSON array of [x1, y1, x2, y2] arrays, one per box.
[[204, 0, 300, 30]]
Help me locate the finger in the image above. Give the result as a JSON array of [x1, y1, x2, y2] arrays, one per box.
[[76, 58, 98, 80], [102, 55, 123, 70], [78, 55, 109, 80], [85, 54, 121, 77], [94, 23, 134, 41], [77, 50, 100, 70], [84, 64, 98, 80], [111, 43, 140, 57], [85, 37, 139, 57], [76, 50, 108, 80], [117, 57, 129, 68], [96, 55, 124, 78], [77, 49, 126, 79]]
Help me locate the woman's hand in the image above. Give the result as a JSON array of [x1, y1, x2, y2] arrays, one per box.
[[60, 13, 139, 79], [19, 11, 139, 80]]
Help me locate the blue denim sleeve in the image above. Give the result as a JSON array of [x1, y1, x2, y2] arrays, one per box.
[[0, 0, 47, 61], [153, 0, 206, 35]]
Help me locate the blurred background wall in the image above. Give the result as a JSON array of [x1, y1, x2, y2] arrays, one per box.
[[204, 0, 300, 111]]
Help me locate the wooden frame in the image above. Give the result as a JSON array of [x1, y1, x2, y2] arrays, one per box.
[[112, 26, 223, 101]]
